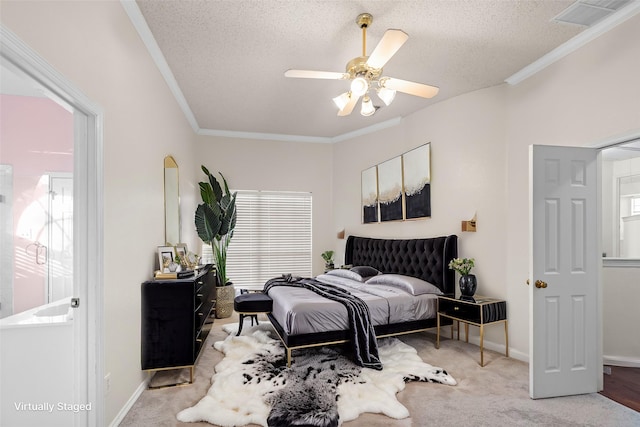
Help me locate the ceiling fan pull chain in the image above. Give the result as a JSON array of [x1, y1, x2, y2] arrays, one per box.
[[362, 24, 367, 57]]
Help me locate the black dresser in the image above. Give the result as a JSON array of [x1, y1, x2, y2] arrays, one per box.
[[141, 266, 216, 386]]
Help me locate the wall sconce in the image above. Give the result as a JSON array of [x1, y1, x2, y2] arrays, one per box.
[[337, 229, 345, 239], [461, 213, 477, 232]]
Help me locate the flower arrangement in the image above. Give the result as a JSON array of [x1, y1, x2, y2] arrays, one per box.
[[448, 257, 475, 276]]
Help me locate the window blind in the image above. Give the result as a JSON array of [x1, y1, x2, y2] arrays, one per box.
[[224, 190, 312, 290]]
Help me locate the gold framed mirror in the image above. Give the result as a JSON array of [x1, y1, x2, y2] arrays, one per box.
[[164, 156, 180, 245]]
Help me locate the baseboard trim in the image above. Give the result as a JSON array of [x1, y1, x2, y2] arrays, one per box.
[[108, 377, 149, 427], [604, 355, 640, 368], [425, 330, 529, 363]]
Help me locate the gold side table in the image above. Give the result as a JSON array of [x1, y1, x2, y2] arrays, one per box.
[[436, 295, 508, 367]]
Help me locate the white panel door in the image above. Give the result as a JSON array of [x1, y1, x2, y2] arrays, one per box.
[[529, 145, 599, 399]]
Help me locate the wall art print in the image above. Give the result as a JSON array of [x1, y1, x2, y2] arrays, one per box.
[[361, 165, 378, 223], [377, 156, 404, 222], [402, 143, 431, 219]]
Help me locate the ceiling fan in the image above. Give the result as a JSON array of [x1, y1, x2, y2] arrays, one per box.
[[284, 13, 439, 117]]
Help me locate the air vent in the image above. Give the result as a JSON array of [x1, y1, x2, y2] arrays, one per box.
[[552, 0, 631, 26]]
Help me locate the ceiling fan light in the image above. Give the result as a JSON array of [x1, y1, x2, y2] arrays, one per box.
[[350, 77, 369, 97], [333, 92, 351, 111], [376, 86, 396, 106], [360, 95, 375, 117]]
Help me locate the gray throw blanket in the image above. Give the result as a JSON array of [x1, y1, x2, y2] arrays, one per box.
[[264, 274, 382, 370]]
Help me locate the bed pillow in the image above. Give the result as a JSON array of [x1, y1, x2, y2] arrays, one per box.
[[365, 274, 443, 296], [325, 269, 365, 282], [350, 266, 380, 277]]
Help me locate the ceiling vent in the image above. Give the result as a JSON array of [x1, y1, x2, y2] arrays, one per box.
[[552, 0, 631, 26]]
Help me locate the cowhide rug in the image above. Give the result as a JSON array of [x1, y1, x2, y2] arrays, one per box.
[[177, 323, 456, 427]]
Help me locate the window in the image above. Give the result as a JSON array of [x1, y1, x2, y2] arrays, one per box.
[[632, 196, 640, 215], [225, 191, 312, 290]]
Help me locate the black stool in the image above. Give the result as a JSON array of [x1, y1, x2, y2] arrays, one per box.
[[233, 291, 273, 336]]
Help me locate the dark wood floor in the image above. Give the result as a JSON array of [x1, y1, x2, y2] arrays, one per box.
[[599, 366, 640, 412]]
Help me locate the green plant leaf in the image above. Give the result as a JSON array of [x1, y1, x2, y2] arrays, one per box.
[[195, 204, 221, 243]]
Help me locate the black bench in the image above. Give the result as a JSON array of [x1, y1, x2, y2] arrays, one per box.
[[233, 291, 273, 336]]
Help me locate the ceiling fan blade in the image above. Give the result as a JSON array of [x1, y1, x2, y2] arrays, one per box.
[[382, 77, 439, 98], [366, 29, 408, 70], [285, 69, 349, 80], [338, 93, 359, 116]]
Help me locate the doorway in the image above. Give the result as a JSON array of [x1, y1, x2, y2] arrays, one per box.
[[1, 25, 104, 426]]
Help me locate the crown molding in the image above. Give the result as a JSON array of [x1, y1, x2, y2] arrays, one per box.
[[505, 1, 640, 85], [121, 0, 199, 133], [330, 117, 402, 143], [197, 128, 332, 144]]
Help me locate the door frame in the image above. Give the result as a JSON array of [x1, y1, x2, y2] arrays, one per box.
[[1, 25, 104, 426]]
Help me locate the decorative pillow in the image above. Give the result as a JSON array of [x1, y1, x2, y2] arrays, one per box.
[[325, 269, 364, 282], [350, 266, 380, 277], [365, 274, 443, 296]]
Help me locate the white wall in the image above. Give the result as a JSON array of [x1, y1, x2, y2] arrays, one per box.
[[333, 85, 509, 347], [504, 14, 640, 358], [1, 1, 198, 424], [333, 13, 640, 361], [603, 266, 640, 365], [194, 135, 334, 276]]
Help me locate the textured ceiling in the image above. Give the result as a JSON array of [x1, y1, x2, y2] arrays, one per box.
[[133, 0, 596, 140]]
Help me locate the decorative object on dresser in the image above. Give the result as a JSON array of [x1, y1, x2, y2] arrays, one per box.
[[141, 265, 216, 388], [163, 155, 180, 245], [448, 257, 477, 299], [157, 245, 176, 273], [177, 326, 456, 427], [436, 295, 508, 367], [194, 165, 237, 318]]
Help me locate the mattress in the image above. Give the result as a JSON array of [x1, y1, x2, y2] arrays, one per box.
[[266, 274, 440, 336]]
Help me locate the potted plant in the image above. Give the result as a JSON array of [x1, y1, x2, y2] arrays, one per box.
[[448, 257, 476, 299], [194, 165, 237, 318], [321, 250, 335, 271]]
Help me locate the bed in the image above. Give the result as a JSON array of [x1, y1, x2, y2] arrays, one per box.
[[265, 234, 458, 366]]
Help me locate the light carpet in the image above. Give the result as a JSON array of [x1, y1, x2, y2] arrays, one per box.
[[120, 315, 640, 427], [177, 323, 456, 427]]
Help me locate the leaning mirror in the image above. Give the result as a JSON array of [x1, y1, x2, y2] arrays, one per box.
[[164, 156, 180, 245]]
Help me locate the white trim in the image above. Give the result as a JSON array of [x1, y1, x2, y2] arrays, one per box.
[[1, 24, 105, 427], [602, 258, 640, 268], [197, 116, 403, 144], [108, 378, 149, 427], [197, 127, 333, 144], [121, 0, 199, 133], [506, 1, 640, 85], [603, 355, 640, 368], [330, 117, 402, 143], [589, 129, 640, 149]]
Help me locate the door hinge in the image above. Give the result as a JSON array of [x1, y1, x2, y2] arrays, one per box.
[[71, 298, 80, 308]]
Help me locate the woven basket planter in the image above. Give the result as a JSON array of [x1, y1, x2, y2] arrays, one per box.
[[215, 285, 235, 319]]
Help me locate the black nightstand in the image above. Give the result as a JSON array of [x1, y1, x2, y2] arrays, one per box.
[[436, 295, 508, 366]]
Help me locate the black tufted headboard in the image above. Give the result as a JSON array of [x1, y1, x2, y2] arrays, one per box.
[[345, 235, 458, 296]]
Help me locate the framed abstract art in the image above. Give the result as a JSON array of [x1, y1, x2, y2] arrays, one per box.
[[377, 156, 403, 222], [361, 165, 378, 223], [402, 143, 431, 219]]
